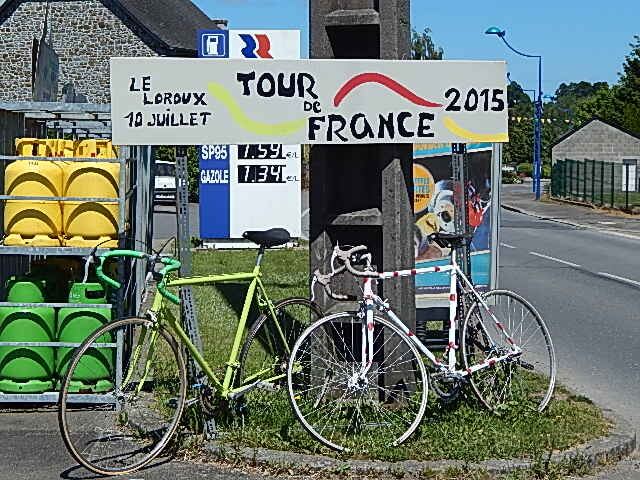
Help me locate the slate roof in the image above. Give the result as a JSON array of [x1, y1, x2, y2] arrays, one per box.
[[115, 0, 227, 52], [0, 0, 227, 55]]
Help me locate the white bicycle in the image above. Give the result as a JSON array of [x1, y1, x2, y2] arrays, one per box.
[[287, 233, 556, 452]]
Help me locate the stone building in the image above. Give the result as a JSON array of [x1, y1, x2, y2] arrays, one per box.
[[551, 117, 640, 166], [0, 0, 226, 103]]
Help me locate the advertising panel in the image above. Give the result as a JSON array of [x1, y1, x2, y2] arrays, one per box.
[[413, 143, 494, 299]]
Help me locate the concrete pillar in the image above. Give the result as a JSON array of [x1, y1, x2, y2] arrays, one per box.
[[309, 0, 415, 331]]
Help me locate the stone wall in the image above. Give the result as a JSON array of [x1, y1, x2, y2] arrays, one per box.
[[0, 0, 159, 103], [552, 120, 640, 164]]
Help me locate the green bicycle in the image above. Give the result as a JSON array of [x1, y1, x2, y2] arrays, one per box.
[[57, 228, 321, 476]]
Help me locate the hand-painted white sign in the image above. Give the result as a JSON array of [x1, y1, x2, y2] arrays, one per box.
[[111, 59, 508, 145]]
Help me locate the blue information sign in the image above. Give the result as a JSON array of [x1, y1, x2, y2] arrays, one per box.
[[197, 30, 229, 58], [198, 29, 229, 238], [199, 145, 231, 238]]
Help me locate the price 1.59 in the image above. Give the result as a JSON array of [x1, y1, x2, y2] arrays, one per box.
[[238, 144, 285, 160], [238, 165, 285, 184]]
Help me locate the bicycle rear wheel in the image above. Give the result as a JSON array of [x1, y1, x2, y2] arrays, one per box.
[[287, 312, 428, 452], [58, 317, 187, 476], [461, 290, 556, 413], [238, 297, 322, 422]]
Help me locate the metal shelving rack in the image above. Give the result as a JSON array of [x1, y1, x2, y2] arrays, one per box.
[[0, 102, 154, 404]]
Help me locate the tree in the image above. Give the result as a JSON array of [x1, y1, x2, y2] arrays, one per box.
[[411, 28, 444, 60], [557, 36, 640, 135], [554, 81, 609, 108], [504, 81, 533, 165], [573, 86, 624, 126], [616, 35, 640, 134], [507, 81, 533, 115]]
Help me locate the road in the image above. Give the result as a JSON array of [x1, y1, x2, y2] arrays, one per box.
[[499, 208, 640, 431]]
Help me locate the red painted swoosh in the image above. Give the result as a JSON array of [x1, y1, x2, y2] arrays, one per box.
[[255, 34, 273, 59], [333, 73, 443, 108]]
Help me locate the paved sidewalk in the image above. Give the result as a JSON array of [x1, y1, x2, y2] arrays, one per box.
[[0, 408, 272, 480], [502, 182, 640, 238], [570, 452, 640, 480]]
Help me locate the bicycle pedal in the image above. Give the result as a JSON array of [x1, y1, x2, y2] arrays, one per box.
[[518, 360, 535, 370], [256, 381, 279, 392]]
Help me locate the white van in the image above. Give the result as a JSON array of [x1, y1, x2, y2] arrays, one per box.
[[154, 160, 176, 204]]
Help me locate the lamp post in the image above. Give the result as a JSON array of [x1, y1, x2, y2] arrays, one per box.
[[486, 27, 543, 200]]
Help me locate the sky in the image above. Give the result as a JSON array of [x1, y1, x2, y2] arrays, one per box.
[[194, 0, 639, 98]]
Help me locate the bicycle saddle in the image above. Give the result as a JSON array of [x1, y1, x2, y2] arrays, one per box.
[[243, 228, 291, 248], [429, 232, 474, 249]]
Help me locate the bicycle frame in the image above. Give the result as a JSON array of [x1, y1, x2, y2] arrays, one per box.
[[126, 253, 290, 400], [357, 250, 522, 379]]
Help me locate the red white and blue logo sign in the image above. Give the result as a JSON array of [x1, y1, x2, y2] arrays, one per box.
[[237, 33, 273, 58]]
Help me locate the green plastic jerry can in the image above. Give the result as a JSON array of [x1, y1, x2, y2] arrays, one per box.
[[57, 283, 113, 392]]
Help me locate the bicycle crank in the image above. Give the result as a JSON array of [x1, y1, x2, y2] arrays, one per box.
[[228, 380, 279, 400]]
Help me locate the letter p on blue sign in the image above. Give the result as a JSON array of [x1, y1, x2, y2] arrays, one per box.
[[198, 30, 229, 58]]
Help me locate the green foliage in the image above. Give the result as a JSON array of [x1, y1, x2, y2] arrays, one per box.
[[517, 163, 533, 176], [542, 164, 551, 178], [220, 378, 608, 463], [187, 146, 199, 202], [504, 86, 533, 165], [508, 81, 533, 116], [411, 28, 444, 60], [564, 35, 640, 135], [573, 86, 625, 126], [502, 171, 522, 184], [617, 35, 640, 134], [153, 146, 176, 164], [191, 248, 310, 374], [554, 80, 609, 112]]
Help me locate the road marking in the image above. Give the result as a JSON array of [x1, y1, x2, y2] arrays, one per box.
[[529, 251, 581, 268], [500, 243, 516, 249], [301, 208, 310, 218], [597, 272, 640, 288]]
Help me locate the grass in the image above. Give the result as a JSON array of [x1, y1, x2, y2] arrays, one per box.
[[218, 385, 608, 463], [187, 248, 311, 370], [181, 248, 609, 464], [551, 191, 640, 209]]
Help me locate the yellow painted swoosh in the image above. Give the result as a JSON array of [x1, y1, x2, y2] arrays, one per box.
[[207, 83, 307, 136], [443, 116, 508, 142]]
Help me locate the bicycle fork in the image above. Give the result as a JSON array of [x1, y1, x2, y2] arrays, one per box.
[[351, 279, 377, 388], [120, 324, 157, 397]]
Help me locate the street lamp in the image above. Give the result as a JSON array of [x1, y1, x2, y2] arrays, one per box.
[[486, 27, 543, 200]]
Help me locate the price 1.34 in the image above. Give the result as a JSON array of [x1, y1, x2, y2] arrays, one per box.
[[238, 165, 286, 184]]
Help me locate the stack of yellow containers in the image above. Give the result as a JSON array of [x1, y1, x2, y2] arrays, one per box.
[[3, 139, 120, 248], [62, 140, 120, 248], [4, 139, 65, 246]]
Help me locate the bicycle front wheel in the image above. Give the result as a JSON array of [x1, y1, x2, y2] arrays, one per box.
[[287, 312, 428, 452], [461, 290, 556, 413], [58, 317, 187, 476], [238, 297, 322, 421]]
